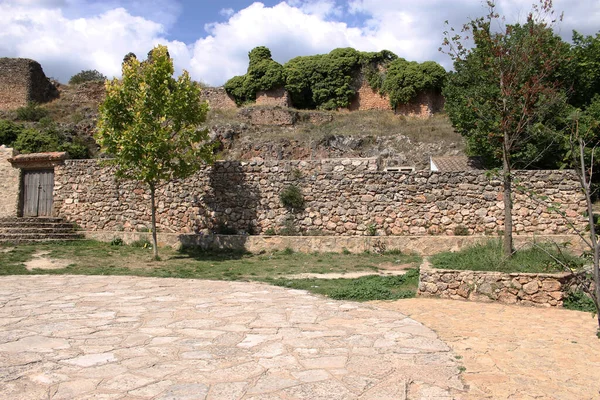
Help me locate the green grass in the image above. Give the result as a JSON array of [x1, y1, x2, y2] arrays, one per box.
[[0, 241, 421, 300], [430, 240, 584, 273], [268, 269, 420, 301]]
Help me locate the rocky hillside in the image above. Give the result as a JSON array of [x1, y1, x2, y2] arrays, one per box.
[[1, 82, 465, 169]]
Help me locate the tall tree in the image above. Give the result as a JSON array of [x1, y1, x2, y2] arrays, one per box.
[[442, 0, 570, 257], [96, 45, 214, 259]]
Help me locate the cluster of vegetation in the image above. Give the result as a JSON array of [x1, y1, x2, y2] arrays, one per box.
[[0, 111, 89, 158], [0, 240, 420, 300], [430, 240, 584, 274], [68, 69, 107, 85], [443, 16, 600, 171], [271, 269, 419, 301], [225, 46, 446, 110]]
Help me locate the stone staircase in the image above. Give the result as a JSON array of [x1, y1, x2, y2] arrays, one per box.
[[0, 217, 84, 244]]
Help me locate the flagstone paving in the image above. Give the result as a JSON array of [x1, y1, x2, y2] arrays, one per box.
[[0, 276, 464, 399], [376, 298, 600, 400]]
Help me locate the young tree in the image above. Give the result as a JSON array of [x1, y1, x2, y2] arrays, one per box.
[[568, 108, 600, 334], [442, 1, 570, 257], [96, 45, 214, 259]]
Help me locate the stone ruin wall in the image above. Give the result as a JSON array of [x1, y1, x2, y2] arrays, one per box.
[[396, 91, 445, 119], [0, 147, 19, 218], [0, 58, 57, 110], [347, 73, 444, 118], [348, 74, 393, 112], [255, 87, 291, 107], [53, 158, 585, 237], [200, 87, 238, 111]]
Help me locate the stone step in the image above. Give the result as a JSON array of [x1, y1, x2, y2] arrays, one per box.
[[0, 217, 65, 224], [0, 227, 79, 234], [0, 233, 84, 242], [0, 221, 77, 229], [0, 238, 83, 245]]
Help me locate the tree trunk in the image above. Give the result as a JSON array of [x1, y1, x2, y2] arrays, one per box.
[[502, 139, 513, 258], [149, 183, 159, 260]]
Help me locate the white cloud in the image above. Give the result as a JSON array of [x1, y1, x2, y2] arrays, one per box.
[[0, 0, 598, 86], [220, 8, 234, 17]]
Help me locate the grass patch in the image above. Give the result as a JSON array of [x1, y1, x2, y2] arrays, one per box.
[[0, 241, 420, 285], [430, 240, 584, 273], [268, 269, 419, 301]]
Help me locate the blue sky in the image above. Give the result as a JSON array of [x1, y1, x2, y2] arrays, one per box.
[[2, 0, 599, 86]]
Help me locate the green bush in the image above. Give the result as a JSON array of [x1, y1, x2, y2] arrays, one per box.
[[563, 290, 597, 313], [454, 225, 469, 236], [224, 46, 286, 105], [69, 69, 107, 85], [366, 223, 377, 236], [12, 128, 60, 153], [16, 103, 49, 122], [10, 118, 90, 158], [279, 185, 304, 210], [110, 237, 124, 246], [226, 46, 444, 110], [0, 119, 24, 146], [382, 59, 447, 107]]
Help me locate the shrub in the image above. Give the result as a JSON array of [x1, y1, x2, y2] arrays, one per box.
[[366, 223, 377, 236], [0, 119, 24, 146], [69, 69, 107, 85], [110, 237, 124, 246], [278, 215, 299, 236], [12, 128, 60, 154], [16, 103, 49, 122], [454, 225, 469, 236], [224, 47, 286, 105], [563, 290, 597, 313], [382, 59, 447, 108], [264, 228, 276, 235], [226, 46, 444, 111], [280, 185, 304, 210], [131, 239, 152, 248]]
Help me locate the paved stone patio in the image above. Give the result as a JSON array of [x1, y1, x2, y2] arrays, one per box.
[[377, 298, 600, 400], [0, 276, 463, 399]]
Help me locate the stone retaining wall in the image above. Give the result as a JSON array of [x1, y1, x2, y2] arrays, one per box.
[[418, 260, 579, 307], [53, 158, 585, 237], [84, 231, 585, 256]]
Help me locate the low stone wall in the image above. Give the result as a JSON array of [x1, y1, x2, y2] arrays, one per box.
[[85, 232, 586, 256], [0, 147, 19, 217], [418, 260, 579, 307], [238, 106, 297, 126]]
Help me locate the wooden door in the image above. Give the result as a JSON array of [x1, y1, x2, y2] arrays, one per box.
[[22, 169, 54, 217]]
